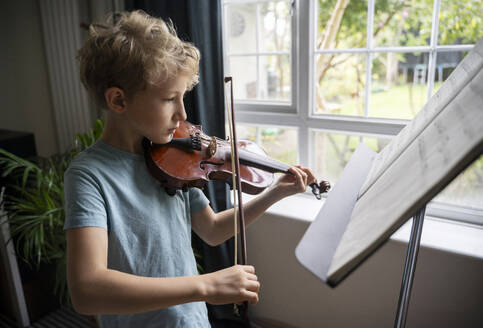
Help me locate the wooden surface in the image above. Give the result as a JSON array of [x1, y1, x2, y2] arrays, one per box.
[[327, 37, 483, 284]]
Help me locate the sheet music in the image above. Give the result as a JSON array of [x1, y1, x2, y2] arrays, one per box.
[[328, 65, 483, 282], [358, 43, 483, 199]]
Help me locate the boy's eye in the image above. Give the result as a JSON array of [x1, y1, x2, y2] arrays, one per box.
[[164, 97, 175, 102]]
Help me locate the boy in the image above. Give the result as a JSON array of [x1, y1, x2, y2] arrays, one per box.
[[65, 10, 316, 327]]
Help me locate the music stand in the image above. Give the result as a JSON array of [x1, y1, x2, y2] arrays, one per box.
[[296, 144, 427, 327]]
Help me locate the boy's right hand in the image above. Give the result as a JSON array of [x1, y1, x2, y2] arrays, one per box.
[[201, 265, 260, 305]]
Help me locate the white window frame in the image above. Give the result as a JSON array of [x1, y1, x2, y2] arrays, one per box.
[[221, 0, 483, 225]]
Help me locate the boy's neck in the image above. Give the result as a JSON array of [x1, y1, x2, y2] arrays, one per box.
[[101, 114, 144, 155]]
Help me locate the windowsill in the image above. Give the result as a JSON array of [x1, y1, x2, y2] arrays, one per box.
[[244, 192, 483, 260]]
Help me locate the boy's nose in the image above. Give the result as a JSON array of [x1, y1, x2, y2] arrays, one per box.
[[175, 101, 187, 122]]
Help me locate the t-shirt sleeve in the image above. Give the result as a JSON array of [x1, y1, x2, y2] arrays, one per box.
[[64, 167, 108, 230], [188, 187, 210, 215]]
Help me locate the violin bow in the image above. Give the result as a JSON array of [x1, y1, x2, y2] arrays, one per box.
[[224, 77, 249, 318]]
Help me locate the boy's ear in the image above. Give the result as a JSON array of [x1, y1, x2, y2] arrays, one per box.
[[105, 87, 127, 113]]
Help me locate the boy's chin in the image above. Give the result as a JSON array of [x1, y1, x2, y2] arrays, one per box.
[[145, 132, 174, 145], [153, 134, 173, 145]]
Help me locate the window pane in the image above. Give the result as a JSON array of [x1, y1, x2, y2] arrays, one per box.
[[373, 0, 433, 47], [312, 131, 391, 183], [314, 53, 366, 116], [259, 55, 290, 101], [235, 124, 298, 166], [260, 1, 291, 52], [226, 3, 257, 53], [370, 52, 429, 119], [433, 155, 483, 211], [225, 1, 292, 103], [438, 0, 483, 46], [433, 51, 468, 95], [316, 0, 367, 49], [229, 56, 257, 100]]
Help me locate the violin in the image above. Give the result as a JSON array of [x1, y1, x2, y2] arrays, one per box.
[[142, 120, 331, 198]]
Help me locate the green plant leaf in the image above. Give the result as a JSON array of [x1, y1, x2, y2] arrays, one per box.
[[1, 119, 105, 305], [22, 167, 32, 188]]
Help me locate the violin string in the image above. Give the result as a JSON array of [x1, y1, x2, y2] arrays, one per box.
[[224, 81, 238, 266], [238, 149, 291, 172], [200, 134, 289, 171]]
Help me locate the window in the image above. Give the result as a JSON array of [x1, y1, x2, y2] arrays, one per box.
[[224, 1, 295, 111], [222, 0, 483, 224]]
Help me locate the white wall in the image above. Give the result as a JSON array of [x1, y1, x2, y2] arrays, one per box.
[[0, 0, 58, 157], [246, 211, 483, 328]]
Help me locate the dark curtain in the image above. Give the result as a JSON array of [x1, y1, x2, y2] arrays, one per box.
[[125, 1, 247, 327]]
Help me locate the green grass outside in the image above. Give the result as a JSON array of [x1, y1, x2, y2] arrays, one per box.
[[329, 82, 443, 120]]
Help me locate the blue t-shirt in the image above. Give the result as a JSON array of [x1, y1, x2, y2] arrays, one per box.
[[63, 140, 211, 328]]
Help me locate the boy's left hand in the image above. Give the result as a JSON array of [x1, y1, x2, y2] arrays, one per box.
[[272, 165, 317, 198]]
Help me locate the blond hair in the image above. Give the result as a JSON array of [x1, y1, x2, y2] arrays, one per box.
[[77, 10, 200, 109]]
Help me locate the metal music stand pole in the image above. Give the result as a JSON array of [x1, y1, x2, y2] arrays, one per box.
[[394, 206, 426, 328]]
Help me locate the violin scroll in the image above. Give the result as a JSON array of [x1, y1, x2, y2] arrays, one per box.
[[310, 180, 331, 200]]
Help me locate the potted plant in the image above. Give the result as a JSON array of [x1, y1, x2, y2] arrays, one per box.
[[0, 119, 104, 315]]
